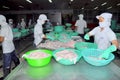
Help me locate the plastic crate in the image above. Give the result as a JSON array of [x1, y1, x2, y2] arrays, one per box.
[[82, 49, 115, 66]]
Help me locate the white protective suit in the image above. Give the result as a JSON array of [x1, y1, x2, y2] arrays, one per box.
[[75, 14, 87, 34], [28, 19, 32, 26], [34, 14, 48, 47], [8, 19, 14, 29], [20, 18, 26, 29], [0, 15, 15, 53], [89, 13, 117, 50]]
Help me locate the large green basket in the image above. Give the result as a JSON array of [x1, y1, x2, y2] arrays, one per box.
[[65, 23, 72, 27], [54, 25, 64, 33], [75, 42, 97, 51], [12, 28, 19, 32], [23, 49, 52, 67], [53, 48, 82, 65], [82, 49, 115, 66]]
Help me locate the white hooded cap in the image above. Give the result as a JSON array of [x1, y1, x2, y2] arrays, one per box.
[[0, 15, 6, 25], [8, 19, 13, 22], [96, 13, 112, 28], [38, 14, 48, 21], [78, 14, 84, 20], [96, 13, 112, 22], [8, 19, 13, 23]]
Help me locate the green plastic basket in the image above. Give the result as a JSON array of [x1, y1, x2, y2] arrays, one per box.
[[65, 23, 72, 27], [13, 32, 21, 38], [75, 42, 97, 51], [54, 26, 64, 33], [12, 28, 19, 32], [53, 48, 82, 65], [116, 33, 120, 39], [58, 32, 71, 42], [46, 32, 56, 41], [82, 49, 115, 66], [23, 49, 52, 67]]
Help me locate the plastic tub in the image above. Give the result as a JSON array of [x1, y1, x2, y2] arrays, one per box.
[[82, 49, 115, 66], [53, 48, 82, 65], [23, 49, 52, 67], [75, 42, 97, 51]]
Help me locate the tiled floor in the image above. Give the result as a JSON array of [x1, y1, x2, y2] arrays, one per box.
[[0, 34, 120, 78]]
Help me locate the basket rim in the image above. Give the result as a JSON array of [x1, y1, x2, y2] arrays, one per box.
[[25, 49, 52, 60], [82, 48, 115, 66], [52, 48, 82, 62]]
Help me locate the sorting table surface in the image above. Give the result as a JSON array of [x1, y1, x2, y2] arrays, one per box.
[[5, 58, 120, 80]]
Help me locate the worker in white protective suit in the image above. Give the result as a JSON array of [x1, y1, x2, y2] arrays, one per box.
[[84, 13, 119, 59], [75, 14, 87, 38], [34, 14, 48, 48], [8, 19, 14, 29], [28, 19, 32, 26], [20, 18, 26, 29], [0, 15, 20, 79]]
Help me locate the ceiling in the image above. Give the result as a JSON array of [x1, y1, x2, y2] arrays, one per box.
[[0, 0, 120, 11]]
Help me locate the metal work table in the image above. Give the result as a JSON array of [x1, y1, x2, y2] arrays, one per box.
[[5, 58, 120, 80]]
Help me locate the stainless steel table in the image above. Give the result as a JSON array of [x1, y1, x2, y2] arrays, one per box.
[[4, 58, 120, 80]]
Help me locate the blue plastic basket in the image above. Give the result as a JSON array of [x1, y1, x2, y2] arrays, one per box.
[[75, 42, 97, 51], [82, 49, 115, 66], [53, 48, 82, 65]]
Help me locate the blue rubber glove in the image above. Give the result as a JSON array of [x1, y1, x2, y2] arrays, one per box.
[[84, 34, 90, 40], [100, 45, 117, 59]]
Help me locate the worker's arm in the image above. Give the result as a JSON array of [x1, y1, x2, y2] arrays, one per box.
[[111, 40, 119, 49], [99, 40, 119, 59], [84, 27, 98, 40], [0, 36, 4, 42]]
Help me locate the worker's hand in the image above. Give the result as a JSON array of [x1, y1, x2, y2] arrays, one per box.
[[41, 34, 46, 38], [99, 45, 117, 59], [0, 36, 4, 42], [84, 34, 90, 40], [46, 34, 55, 40]]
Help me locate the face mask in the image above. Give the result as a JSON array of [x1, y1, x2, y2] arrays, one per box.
[[9, 22, 13, 24], [41, 20, 45, 25], [37, 19, 45, 25], [99, 22, 110, 28]]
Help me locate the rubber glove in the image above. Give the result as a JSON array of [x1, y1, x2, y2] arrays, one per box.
[[99, 45, 117, 59], [84, 34, 90, 40]]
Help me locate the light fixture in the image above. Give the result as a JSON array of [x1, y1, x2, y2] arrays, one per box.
[[101, 2, 107, 6], [94, 6, 98, 10], [19, 5, 24, 8], [91, 0, 94, 1], [2, 6, 10, 9], [70, 0, 74, 2], [117, 3, 120, 6], [81, 7, 84, 9], [107, 6, 112, 9], [26, 0, 32, 3], [49, 0, 52, 3]]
